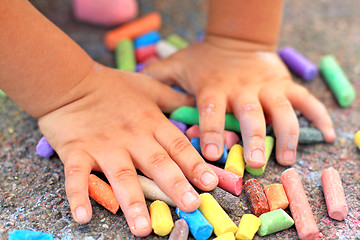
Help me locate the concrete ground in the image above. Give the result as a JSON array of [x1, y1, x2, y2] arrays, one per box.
[[1, 0, 359, 239]]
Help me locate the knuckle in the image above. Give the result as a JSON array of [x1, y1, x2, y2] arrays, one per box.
[[65, 164, 85, 178], [272, 96, 291, 110], [148, 152, 170, 168], [169, 137, 192, 158], [110, 168, 137, 182], [240, 103, 262, 114]]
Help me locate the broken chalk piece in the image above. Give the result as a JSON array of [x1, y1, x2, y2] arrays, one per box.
[[149, 200, 174, 236], [263, 183, 289, 211], [115, 39, 136, 72], [169, 219, 189, 240], [213, 232, 236, 240], [135, 44, 156, 63], [224, 144, 245, 177], [104, 12, 161, 50], [281, 168, 319, 240], [36, 136, 55, 158], [235, 214, 261, 240], [176, 207, 213, 240], [199, 193, 238, 236], [208, 163, 242, 196], [138, 175, 175, 207], [169, 119, 187, 134], [354, 130, 360, 150], [279, 46, 318, 81], [134, 31, 161, 48], [257, 208, 294, 236], [245, 136, 274, 176], [166, 34, 190, 49], [320, 55, 356, 108], [88, 174, 119, 214], [0, 89, 7, 98], [191, 138, 228, 163], [156, 40, 178, 59], [298, 127, 325, 144], [136, 63, 146, 72], [9, 230, 54, 240], [321, 167, 348, 221], [244, 179, 270, 217]]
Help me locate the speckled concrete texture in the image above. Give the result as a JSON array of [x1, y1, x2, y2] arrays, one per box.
[[1, 0, 359, 239]]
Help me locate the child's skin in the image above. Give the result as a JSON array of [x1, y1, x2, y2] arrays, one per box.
[[0, 0, 335, 237]]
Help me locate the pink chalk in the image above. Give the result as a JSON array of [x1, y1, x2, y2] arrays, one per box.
[[135, 45, 156, 63], [143, 55, 160, 66], [281, 168, 319, 240], [185, 125, 240, 149], [321, 167, 348, 221], [208, 164, 242, 195], [73, 0, 138, 27]]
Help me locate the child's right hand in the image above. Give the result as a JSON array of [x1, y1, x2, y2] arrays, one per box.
[[38, 63, 219, 237]]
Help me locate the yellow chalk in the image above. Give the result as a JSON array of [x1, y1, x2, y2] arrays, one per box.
[[199, 193, 238, 236], [214, 232, 236, 240], [235, 214, 261, 240], [355, 130, 360, 150], [149, 200, 174, 236], [224, 144, 245, 177]]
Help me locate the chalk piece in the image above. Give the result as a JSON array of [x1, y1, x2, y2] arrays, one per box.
[[156, 40, 178, 59], [169, 219, 189, 240], [213, 232, 235, 240], [244, 179, 270, 217], [88, 174, 119, 214], [191, 138, 228, 163], [143, 55, 159, 65], [257, 208, 294, 236], [199, 193, 238, 236], [281, 168, 319, 240], [170, 106, 241, 132], [279, 46, 318, 81], [263, 183, 289, 211], [9, 230, 54, 240], [321, 167, 348, 221], [208, 164, 242, 195], [135, 45, 156, 63], [320, 55, 356, 108], [104, 12, 161, 50], [354, 130, 360, 150], [172, 86, 187, 93], [197, 33, 205, 42], [235, 214, 261, 240], [298, 127, 325, 144], [224, 144, 245, 177], [136, 63, 146, 72], [166, 34, 190, 49], [176, 207, 213, 240], [138, 175, 175, 207], [149, 200, 174, 236], [36, 136, 55, 158], [245, 136, 274, 176], [115, 39, 136, 71], [134, 31, 161, 48], [0, 89, 7, 98], [169, 119, 187, 134], [73, 0, 138, 27]]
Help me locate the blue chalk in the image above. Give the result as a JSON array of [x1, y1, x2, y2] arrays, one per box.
[[134, 31, 161, 48], [136, 63, 146, 72], [176, 207, 213, 240], [36, 136, 55, 158], [190, 138, 228, 164], [9, 230, 54, 240], [171, 85, 187, 93]]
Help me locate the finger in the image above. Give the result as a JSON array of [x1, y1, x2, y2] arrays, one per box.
[[141, 56, 180, 85], [260, 91, 299, 166], [154, 119, 218, 191], [286, 84, 336, 142], [63, 150, 93, 224], [197, 87, 227, 161], [231, 94, 266, 168], [129, 138, 201, 212], [98, 149, 152, 237]]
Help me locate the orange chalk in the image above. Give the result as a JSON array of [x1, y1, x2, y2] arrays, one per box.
[[88, 174, 119, 214], [104, 12, 161, 50], [264, 184, 289, 211]]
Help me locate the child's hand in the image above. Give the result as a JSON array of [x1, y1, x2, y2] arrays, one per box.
[[144, 35, 336, 167], [38, 64, 218, 237]]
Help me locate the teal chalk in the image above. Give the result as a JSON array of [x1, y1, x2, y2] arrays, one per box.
[[257, 209, 294, 236], [298, 127, 325, 144], [245, 136, 274, 176], [9, 230, 54, 240], [115, 39, 136, 72]]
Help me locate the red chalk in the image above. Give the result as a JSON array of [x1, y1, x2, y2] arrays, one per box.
[[244, 179, 270, 217], [185, 125, 240, 149], [143, 55, 160, 66], [135, 45, 156, 62], [281, 168, 319, 240], [321, 167, 348, 221], [208, 164, 242, 196]]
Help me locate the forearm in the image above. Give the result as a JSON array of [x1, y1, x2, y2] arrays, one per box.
[[206, 0, 284, 49], [0, 0, 94, 118]]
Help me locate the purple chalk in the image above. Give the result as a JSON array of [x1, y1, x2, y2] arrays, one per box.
[[169, 119, 187, 134], [136, 63, 146, 72], [36, 136, 55, 157], [279, 46, 318, 81]]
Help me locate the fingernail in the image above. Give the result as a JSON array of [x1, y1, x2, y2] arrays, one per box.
[[282, 150, 295, 164], [181, 191, 199, 207], [251, 149, 265, 164], [201, 171, 217, 187], [75, 206, 88, 223], [326, 128, 336, 139], [204, 143, 219, 158], [134, 215, 150, 230]]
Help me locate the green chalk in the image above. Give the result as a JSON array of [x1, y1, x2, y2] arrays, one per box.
[[298, 127, 324, 144], [169, 106, 241, 132], [257, 209, 294, 236], [166, 34, 189, 49], [115, 39, 136, 72], [0, 89, 8, 98], [245, 136, 274, 176], [320, 55, 356, 108]]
